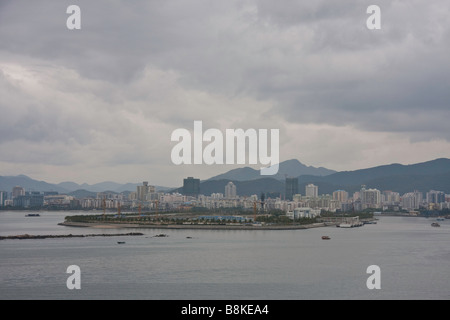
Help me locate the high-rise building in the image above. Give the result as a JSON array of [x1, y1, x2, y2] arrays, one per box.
[[0, 191, 7, 207], [360, 186, 381, 209], [183, 177, 200, 197], [285, 178, 298, 201], [12, 186, 25, 199], [382, 191, 400, 205], [225, 182, 237, 199], [333, 190, 348, 203], [305, 184, 319, 198], [401, 191, 423, 210], [137, 182, 155, 201], [426, 190, 445, 204]]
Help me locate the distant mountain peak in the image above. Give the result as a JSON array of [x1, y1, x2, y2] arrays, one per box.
[[207, 159, 336, 181]]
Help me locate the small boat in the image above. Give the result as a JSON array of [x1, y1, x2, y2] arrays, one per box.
[[431, 223, 440, 227], [436, 218, 445, 221], [322, 236, 331, 240], [117, 241, 126, 244], [25, 213, 40, 217]]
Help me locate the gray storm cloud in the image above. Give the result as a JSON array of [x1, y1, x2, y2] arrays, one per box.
[[1, 0, 450, 184]]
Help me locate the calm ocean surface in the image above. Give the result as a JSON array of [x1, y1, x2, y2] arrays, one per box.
[[0, 211, 449, 300]]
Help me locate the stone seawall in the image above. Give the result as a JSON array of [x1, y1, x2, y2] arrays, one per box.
[[0, 232, 144, 240]]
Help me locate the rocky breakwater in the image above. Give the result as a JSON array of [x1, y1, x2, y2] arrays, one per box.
[[0, 232, 144, 240]]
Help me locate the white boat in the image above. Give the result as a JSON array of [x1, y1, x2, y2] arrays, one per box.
[[339, 223, 353, 228]]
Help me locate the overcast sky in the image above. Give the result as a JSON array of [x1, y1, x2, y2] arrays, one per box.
[[1, 0, 450, 187]]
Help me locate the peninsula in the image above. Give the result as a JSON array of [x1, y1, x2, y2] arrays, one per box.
[[58, 211, 345, 231]]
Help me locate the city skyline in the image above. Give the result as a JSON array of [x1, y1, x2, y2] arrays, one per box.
[[2, 178, 449, 213], [1, 1, 450, 187]]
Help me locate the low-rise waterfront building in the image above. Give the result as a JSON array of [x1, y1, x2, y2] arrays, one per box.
[[287, 207, 321, 219]]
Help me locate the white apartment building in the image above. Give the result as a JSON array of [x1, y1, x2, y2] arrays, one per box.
[[305, 184, 319, 198], [225, 182, 237, 199]]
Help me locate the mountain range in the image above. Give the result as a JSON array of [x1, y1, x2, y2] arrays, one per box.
[[292, 158, 450, 196], [172, 158, 450, 196], [1, 158, 450, 197], [0, 175, 171, 196]]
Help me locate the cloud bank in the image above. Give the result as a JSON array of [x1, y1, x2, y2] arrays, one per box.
[[1, 0, 450, 186]]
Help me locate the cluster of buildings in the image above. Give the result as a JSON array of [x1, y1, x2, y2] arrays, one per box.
[[283, 178, 450, 213], [342, 187, 450, 212], [0, 186, 78, 209], [1, 178, 450, 216]]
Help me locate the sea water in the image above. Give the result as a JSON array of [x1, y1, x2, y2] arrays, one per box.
[[0, 211, 449, 300]]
